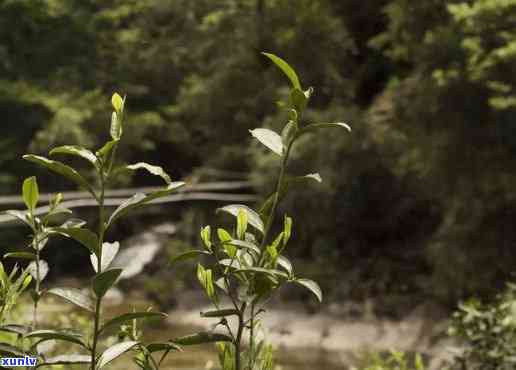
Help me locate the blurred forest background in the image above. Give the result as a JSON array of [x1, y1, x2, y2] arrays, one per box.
[[1, 0, 515, 313]]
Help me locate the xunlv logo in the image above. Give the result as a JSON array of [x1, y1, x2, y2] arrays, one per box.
[[1, 356, 37, 367]]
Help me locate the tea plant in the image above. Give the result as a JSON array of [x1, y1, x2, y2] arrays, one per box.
[[19, 93, 185, 368], [172, 52, 351, 370], [447, 283, 516, 370], [3, 176, 75, 330]]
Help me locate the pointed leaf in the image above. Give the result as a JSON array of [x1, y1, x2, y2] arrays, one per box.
[[22, 176, 39, 212], [126, 162, 171, 184], [200, 309, 239, 318], [36, 354, 90, 367], [52, 227, 99, 254], [224, 240, 261, 256], [146, 342, 182, 353], [0, 324, 31, 335], [170, 250, 210, 264], [90, 241, 120, 273], [92, 268, 123, 298], [47, 287, 94, 312], [4, 210, 31, 227], [96, 139, 119, 161], [111, 93, 125, 113], [50, 145, 98, 167], [4, 252, 36, 260], [23, 155, 96, 198], [296, 122, 351, 139], [303, 173, 322, 183], [107, 182, 185, 228], [277, 256, 293, 276], [237, 210, 248, 239], [97, 341, 138, 369], [27, 260, 49, 281], [262, 52, 301, 89], [293, 278, 322, 303], [100, 312, 167, 334], [235, 267, 289, 279], [171, 332, 232, 346], [200, 226, 212, 250], [217, 204, 264, 234], [25, 330, 86, 348], [250, 128, 284, 156]]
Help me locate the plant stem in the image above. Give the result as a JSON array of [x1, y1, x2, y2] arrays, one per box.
[[249, 303, 255, 369], [235, 303, 246, 370], [32, 235, 40, 330], [90, 176, 106, 370]]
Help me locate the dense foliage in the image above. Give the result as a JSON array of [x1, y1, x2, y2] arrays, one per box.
[[1, 0, 515, 308]]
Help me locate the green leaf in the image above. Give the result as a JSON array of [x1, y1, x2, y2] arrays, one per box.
[[200, 309, 239, 318], [217, 204, 264, 234], [100, 312, 167, 334], [111, 93, 125, 113], [4, 210, 31, 227], [289, 88, 308, 113], [23, 155, 96, 198], [4, 252, 36, 260], [224, 240, 261, 256], [200, 226, 212, 250], [281, 120, 298, 144], [50, 145, 98, 167], [235, 267, 288, 279], [0, 342, 24, 357], [250, 128, 284, 156], [110, 112, 123, 140], [262, 52, 301, 89], [293, 278, 322, 303], [146, 342, 182, 353], [96, 139, 119, 162], [237, 209, 248, 239], [90, 241, 120, 273], [296, 122, 351, 139], [47, 287, 95, 312], [171, 332, 232, 346], [170, 250, 210, 264], [217, 228, 232, 243], [303, 173, 322, 183], [27, 260, 49, 281], [92, 268, 123, 298], [283, 215, 292, 246], [25, 329, 86, 348], [52, 227, 99, 254], [126, 162, 172, 184], [97, 341, 138, 369], [36, 354, 90, 367], [277, 256, 293, 276], [22, 176, 39, 212], [106, 182, 185, 228]]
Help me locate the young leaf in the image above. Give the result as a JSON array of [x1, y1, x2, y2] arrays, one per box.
[[25, 330, 86, 348], [293, 278, 322, 303], [111, 93, 125, 113], [106, 182, 185, 228], [23, 155, 96, 198], [4, 252, 36, 260], [97, 341, 139, 369], [111, 112, 123, 140], [237, 209, 248, 239], [171, 250, 211, 264], [49, 145, 98, 167], [171, 332, 232, 346], [250, 128, 284, 156], [262, 52, 301, 89], [281, 120, 298, 144], [126, 162, 172, 185], [96, 139, 119, 162], [217, 228, 232, 243], [99, 312, 167, 334], [27, 260, 49, 281], [52, 227, 99, 254], [36, 354, 91, 367], [290, 88, 308, 112], [47, 287, 95, 312], [283, 215, 293, 246], [200, 226, 212, 250], [224, 240, 261, 256], [235, 267, 289, 279], [90, 241, 120, 273], [217, 204, 264, 234], [92, 268, 123, 299], [22, 176, 39, 212]]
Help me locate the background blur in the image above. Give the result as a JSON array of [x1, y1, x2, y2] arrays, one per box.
[[1, 0, 516, 362]]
